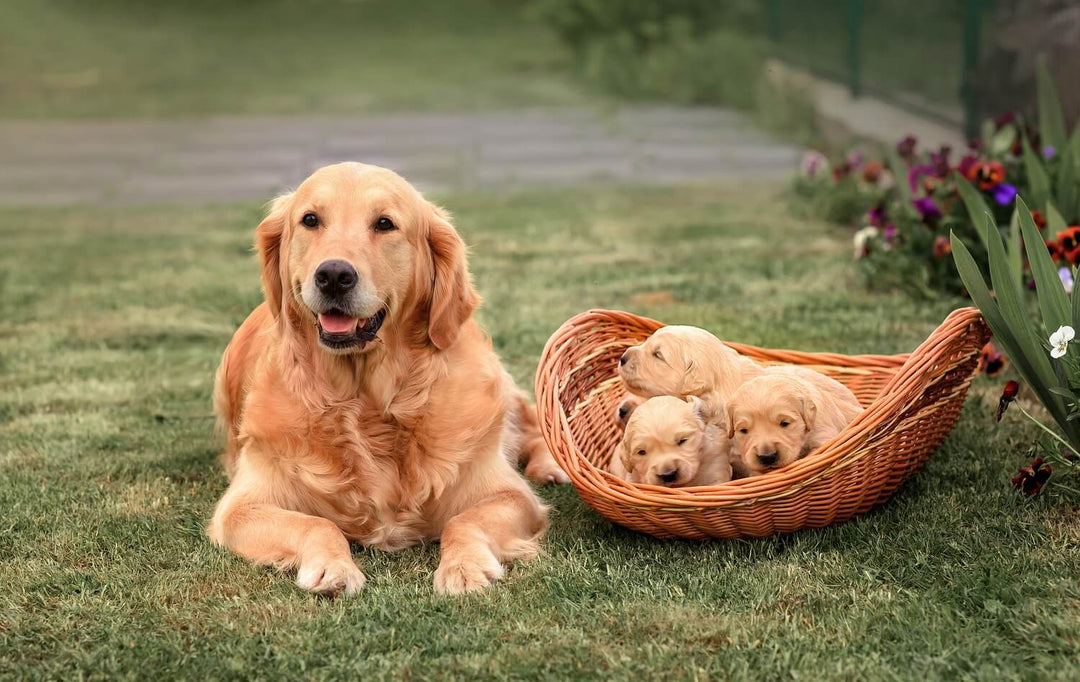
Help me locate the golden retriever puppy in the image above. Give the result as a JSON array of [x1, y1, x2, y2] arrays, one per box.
[[614, 394, 644, 428], [610, 395, 732, 487], [726, 366, 863, 475], [209, 162, 567, 597], [618, 325, 761, 401]]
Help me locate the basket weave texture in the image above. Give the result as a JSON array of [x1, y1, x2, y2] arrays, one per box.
[[535, 307, 990, 540]]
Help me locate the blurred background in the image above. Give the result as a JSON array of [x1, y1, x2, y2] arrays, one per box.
[[3, 0, 1076, 204]]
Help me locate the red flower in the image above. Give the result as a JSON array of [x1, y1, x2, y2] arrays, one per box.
[[933, 235, 952, 260], [966, 160, 1006, 191], [1068, 247, 1080, 266], [1012, 456, 1051, 496], [1032, 211, 1048, 230], [1046, 240, 1064, 263], [996, 379, 1019, 421], [861, 161, 883, 184], [980, 344, 1007, 378], [1058, 226, 1080, 251]]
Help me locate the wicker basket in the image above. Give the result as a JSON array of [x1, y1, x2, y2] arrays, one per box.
[[535, 307, 990, 540]]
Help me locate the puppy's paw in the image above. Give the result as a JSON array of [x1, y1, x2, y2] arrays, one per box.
[[296, 555, 366, 597], [434, 550, 505, 595], [525, 456, 570, 486]]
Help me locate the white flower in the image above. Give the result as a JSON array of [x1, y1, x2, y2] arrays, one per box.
[[1060, 267, 1074, 295], [1050, 325, 1075, 359], [852, 226, 879, 259]]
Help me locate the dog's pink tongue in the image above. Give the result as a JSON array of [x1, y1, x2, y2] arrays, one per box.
[[319, 313, 358, 334]]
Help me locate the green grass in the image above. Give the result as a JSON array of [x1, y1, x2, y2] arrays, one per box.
[[0, 0, 597, 119], [2, 183, 1079, 680]]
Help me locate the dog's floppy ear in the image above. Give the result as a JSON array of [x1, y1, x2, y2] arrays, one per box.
[[255, 193, 292, 318], [796, 388, 818, 432], [725, 400, 737, 440], [425, 203, 480, 350], [688, 392, 724, 427]]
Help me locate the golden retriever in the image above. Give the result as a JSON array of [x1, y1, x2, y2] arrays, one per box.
[[618, 325, 761, 401], [610, 394, 732, 487], [726, 366, 863, 475], [208, 162, 567, 596]]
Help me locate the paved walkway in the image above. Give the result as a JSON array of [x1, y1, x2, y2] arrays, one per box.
[[0, 107, 801, 206]]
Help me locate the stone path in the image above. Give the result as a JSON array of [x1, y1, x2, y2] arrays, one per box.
[[0, 107, 801, 206]]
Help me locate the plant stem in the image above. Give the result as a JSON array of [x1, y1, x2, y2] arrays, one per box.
[[1016, 404, 1080, 458]]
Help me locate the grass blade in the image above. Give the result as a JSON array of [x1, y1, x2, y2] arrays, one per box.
[[1017, 195, 1070, 330]]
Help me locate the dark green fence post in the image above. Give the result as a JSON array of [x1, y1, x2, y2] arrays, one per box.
[[847, 0, 863, 97], [961, 0, 983, 142]]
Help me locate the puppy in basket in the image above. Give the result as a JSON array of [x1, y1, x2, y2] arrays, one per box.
[[617, 325, 762, 402], [726, 366, 864, 475], [609, 394, 732, 487]]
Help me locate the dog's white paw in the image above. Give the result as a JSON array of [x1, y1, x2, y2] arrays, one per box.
[[296, 555, 366, 596], [434, 551, 505, 595]]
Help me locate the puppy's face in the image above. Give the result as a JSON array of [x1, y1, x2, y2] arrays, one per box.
[[727, 376, 817, 474], [618, 326, 707, 397], [619, 395, 710, 487], [257, 163, 477, 354]]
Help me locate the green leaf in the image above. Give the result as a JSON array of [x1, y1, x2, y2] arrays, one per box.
[[981, 213, 1067, 420], [954, 173, 993, 249], [1072, 264, 1080, 329], [990, 124, 1017, 156], [1037, 54, 1068, 153], [1017, 195, 1070, 330], [952, 232, 1066, 426], [1007, 205, 1022, 282], [1057, 142, 1079, 223], [1022, 134, 1052, 211], [1050, 386, 1079, 400]]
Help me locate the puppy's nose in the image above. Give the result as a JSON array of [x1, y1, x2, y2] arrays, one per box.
[[314, 260, 357, 297], [619, 351, 630, 366], [617, 405, 630, 421], [657, 468, 679, 484], [757, 451, 779, 468]]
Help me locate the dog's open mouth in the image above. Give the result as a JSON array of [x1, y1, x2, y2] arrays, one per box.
[[315, 308, 387, 351]]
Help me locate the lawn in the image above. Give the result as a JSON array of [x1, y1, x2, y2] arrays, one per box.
[[2, 182, 1078, 680], [0, 0, 597, 119]]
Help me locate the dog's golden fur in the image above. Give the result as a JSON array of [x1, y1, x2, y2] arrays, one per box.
[[209, 163, 565, 596], [610, 395, 732, 487], [726, 366, 863, 475], [618, 325, 762, 401]]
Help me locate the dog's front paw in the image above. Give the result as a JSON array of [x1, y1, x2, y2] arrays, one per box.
[[434, 550, 504, 595], [525, 453, 570, 486], [296, 555, 366, 596]]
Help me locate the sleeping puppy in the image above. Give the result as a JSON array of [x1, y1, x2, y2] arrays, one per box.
[[726, 366, 864, 475], [610, 394, 732, 487], [618, 325, 761, 401], [614, 394, 644, 428]]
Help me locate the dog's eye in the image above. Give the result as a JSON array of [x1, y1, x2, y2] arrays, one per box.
[[739, 428, 748, 435], [374, 216, 396, 232], [636, 449, 647, 457], [301, 213, 319, 229], [780, 420, 791, 428], [677, 438, 688, 446], [653, 350, 663, 360]]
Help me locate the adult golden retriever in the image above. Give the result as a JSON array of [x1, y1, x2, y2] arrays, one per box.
[[208, 163, 565, 596]]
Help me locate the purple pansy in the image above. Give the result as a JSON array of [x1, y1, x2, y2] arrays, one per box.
[[991, 183, 1018, 206], [883, 223, 898, 242], [1043, 145, 1056, 160], [867, 206, 885, 227], [907, 164, 936, 192], [930, 145, 952, 177], [914, 197, 942, 222], [897, 135, 917, 158]]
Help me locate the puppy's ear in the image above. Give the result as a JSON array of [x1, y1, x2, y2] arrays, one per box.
[[424, 204, 480, 350], [255, 193, 292, 318], [689, 391, 725, 427], [617, 427, 635, 473], [798, 389, 818, 432], [725, 400, 737, 440], [679, 354, 710, 396]]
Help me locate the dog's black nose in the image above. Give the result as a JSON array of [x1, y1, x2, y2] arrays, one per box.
[[657, 468, 679, 483], [619, 351, 630, 366], [314, 260, 357, 297], [617, 406, 630, 421], [757, 452, 779, 467]]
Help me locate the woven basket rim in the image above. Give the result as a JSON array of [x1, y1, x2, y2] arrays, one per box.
[[536, 307, 988, 509]]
